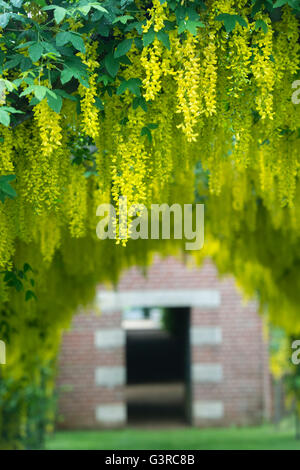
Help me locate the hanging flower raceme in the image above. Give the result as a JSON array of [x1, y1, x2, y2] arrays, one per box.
[[175, 32, 202, 142], [78, 41, 100, 140], [251, 14, 275, 121], [0, 126, 14, 173]]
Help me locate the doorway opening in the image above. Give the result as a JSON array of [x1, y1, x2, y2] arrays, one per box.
[[123, 306, 191, 426]]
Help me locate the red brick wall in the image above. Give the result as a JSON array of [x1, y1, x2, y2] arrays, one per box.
[[57, 312, 124, 429], [56, 257, 271, 429], [191, 283, 269, 426]]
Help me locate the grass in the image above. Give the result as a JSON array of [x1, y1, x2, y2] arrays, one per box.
[[46, 421, 300, 450]]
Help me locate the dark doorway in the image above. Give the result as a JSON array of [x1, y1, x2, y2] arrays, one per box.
[[125, 307, 191, 426]]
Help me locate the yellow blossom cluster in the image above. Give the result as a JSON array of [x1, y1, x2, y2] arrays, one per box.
[[143, 0, 167, 34], [175, 33, 202, 141], [78, 41, 100, 139], [141, 38, 164, 102], [251, 15, 275, 120], [0, 3, 298, 268], [0, 126, 14, 173]]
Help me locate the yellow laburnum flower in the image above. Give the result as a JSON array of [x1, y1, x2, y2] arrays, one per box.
[[0, 126, 14, 173], [78, 41, 100, 140]]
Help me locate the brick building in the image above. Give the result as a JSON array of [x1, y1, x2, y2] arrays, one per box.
[[57, 257, 271, 429]]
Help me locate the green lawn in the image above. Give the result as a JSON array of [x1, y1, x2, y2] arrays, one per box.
[[46, 422, 300, 450]]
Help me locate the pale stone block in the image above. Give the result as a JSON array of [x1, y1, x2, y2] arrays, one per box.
[[98, 289, 221, 312], [94, 329, 125, 349], [190, 327, 222, 346], [192, 363, 223, 383], [193, 401, 224, 419], [95, 403, 126, 424], [95, 366, 125, 387]]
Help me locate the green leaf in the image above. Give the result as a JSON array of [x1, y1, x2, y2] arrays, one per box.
[[0, 0, 12, 8], [47, 92, 63, 113], [1, 106, 23, 114], [1, 182, 16, 198], [185, 20, 204, 35], [156, 30, 170, 49], [10, 0, 23, 7], [235, 16, 247, 28], [42, 4, 56, 10], [97, 74, 112, 86], [3, 271, 14, 283], [23, 263, 32, 273], [15, 41, 34, 50], [19, 86, 34, 98], [69, 34, 86, 53], [25, 290, 37, 301], [0, 175, 17, 201], [33, 85, 47, 102], [28, 43, 43, 62], [77, 75, 90, 88], [56, 32, 86, 53], [77, 2, 107, 16], [215, 13, 235, 32], [273, 0, 287, 7], [120, 117, 129, 126], [143, 28, 155, 47], [119, 55, 132, 66], [18, 270, 24, 279], [29, 97, 39, 106], [55, 89, 77, 101], [251, 0, 265, 16], [178, 19, 204, 35], [90, 3, 107, 13], [54, 6, 67, 24], [84, 170, 96, 178], [116, 81, 127, 95], [56, 31, 70, 47], [6, 277, 23, 291], [125, 20, 144, 35], [61, 59, 89, 87], [117, 78, 142, 97], [0, 175, 16, 183], [141, 126, 152, 143], [60, 67, 74, 84], [147, 123, 158, 130], [134, 37, 143, 50], [114, 38, 133, 59], [113, 15, 134, 25], [94, 96, 104, 110], [0, 13, 11, 29], [215, 13, 247, 33], [132, 96, 147, 112], [2, 79, 16, 92], [77, 4, 91, 15], [4, 56, 22, 71], [0, 109, 10, 126], [104, 53, 119, 77], [255, 19, 268, 34]]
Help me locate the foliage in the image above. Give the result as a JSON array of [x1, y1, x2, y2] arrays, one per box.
[[0, 363, 57, 449], [1, 0, 300, 448]]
